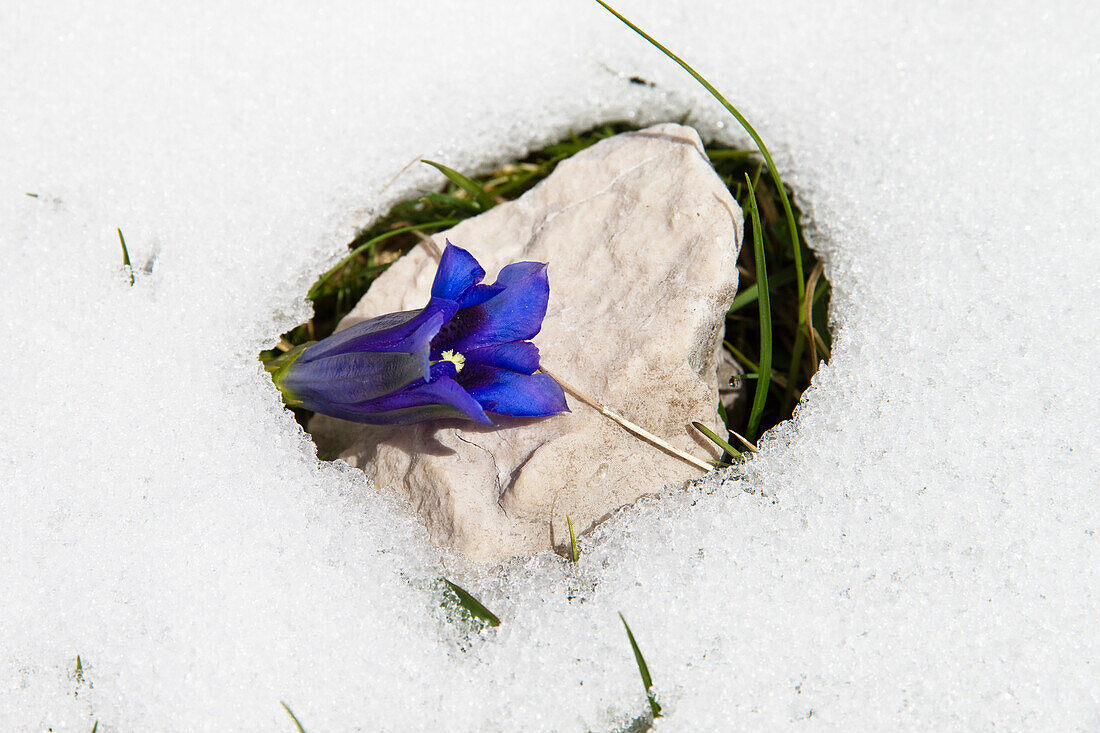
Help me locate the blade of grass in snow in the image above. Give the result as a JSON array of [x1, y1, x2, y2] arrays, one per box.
[[744, 176, 772, 442], [691, 420, 742, 460], [117, 228, 134, 286], [422, 160, 496, 211], [309, 219, 460, 298], [443, 578, 501, 627], [596, 0, 813, 423], [91, 722, 98, 733], [619, 613, 661, 719], [594, 0, 805, 309], [566, 514, 579, 563], [280, 701, 306, 732]]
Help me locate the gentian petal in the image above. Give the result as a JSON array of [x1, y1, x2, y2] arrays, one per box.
[[460, 365, 569, 417], [431, 242, 485, 301], [495, 260, 550, 289], [462, 342, 541, 375], [433, 262, 549, 353], [300, 301, 454, 364], [282, 349, 428, 407], [455, 283, 505, 309], [331, 361, 492, 425]]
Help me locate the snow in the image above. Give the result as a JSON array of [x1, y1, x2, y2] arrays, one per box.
[[2, 0, 1097, 729]]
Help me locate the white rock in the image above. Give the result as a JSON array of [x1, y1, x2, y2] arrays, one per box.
[[309, 123, 742, 562]]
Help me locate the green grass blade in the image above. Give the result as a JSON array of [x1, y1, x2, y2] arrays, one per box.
[[308, 219, 460, 298], [117, 228, 134, 286], [703, 148, 758, 162], [727, 282, 761, 316], [619, 613, 661, 718], [691, 420, 742, 460], [444, 578, 501, 627], [723, 340, 758, 372], [744, 176, 772, 442], [717, 396, 729, 429], [422, 159, 496, 211], [593, 1, 804, 306], [728, 282, 762, 317], [597, 0, 810, 418], [727, 266, 798, 315], [91, 722, 98, 733], [417, 191, 482, 213], [566, 514, 579, 563], [280, 701, 306, 732]]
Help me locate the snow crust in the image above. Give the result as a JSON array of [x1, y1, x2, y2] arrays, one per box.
[[2, 1, 1097, 729]]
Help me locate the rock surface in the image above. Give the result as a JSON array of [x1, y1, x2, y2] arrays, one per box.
[[310, 123, 742, 562]]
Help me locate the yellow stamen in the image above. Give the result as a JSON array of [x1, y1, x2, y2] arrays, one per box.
[[440, 349, 465, 373]]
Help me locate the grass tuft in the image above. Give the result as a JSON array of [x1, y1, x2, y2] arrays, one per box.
[[595, 0, 829, 442], [743, 175, 772, 442], [593, 0, 805, 302], [308, 220, 460, 300], [421, 160, 496, 212]]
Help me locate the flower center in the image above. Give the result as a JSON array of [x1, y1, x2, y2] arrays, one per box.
[[439, 349, 466, 373]]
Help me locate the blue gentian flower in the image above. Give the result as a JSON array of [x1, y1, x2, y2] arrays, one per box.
[[269, 241, 569, 426]]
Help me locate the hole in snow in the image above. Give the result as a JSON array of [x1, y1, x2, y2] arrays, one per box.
[[262, 121, 830, 452]]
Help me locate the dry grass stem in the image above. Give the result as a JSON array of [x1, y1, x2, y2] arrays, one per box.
[[539, 366, 712, 473], [805, 260, 826, 370]]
